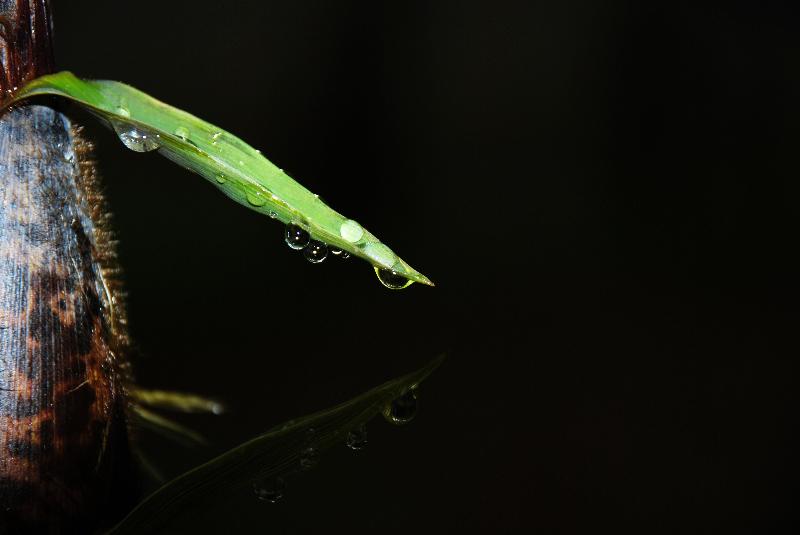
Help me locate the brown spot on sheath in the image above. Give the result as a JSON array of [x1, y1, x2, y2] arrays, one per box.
[[1, 104, 138, 533]]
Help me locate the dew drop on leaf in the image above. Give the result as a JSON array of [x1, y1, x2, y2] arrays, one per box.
[[112, 121, 160, 152], [346, 424, 368, 450], [383, 389, 418, 425], [285, 224, 310, 250], [303, 240, 329, 263], [299, 446, 320, 470], [173, 126, 190, 140], [253, 477, 285, 503], [246, 190, 267, 207], [339, 219, 364, 243], [330, 247, 351, 259], [375, 267, 414, 290]]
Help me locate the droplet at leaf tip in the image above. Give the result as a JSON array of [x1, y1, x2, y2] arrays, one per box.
[[374, 265, 434, 290]]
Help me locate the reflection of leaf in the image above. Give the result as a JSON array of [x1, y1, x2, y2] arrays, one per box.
[[130, 389, 224, 415], [107, 355, 445, 534], [9, 72, 432, 288]]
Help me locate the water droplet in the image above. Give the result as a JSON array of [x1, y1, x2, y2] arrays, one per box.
[[211, 131, 222, 145], [330, 247, 351, 259], [246, 191, 267, 206], [383, 389, 418, 425], [346, 424, 368, 450], [285, 224, 310, 250], [268, 211, 278, 219], [375, 267, 414, 290], [253, 477, 285, 503], [215, 173, 227, 184], [174, 126, 190, 141], [299, 446, 320, 470], [339, 219, 364, 243], [115, 104, 130, 118], [112, 121, 160, 152], [303, 240, 329, 263]]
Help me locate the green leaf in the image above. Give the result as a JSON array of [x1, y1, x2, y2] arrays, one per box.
[[106, 354, 445, 534], [9, 71, 433, 288]]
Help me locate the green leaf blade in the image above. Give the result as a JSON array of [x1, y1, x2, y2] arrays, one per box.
[[11, 71, 433, 287]]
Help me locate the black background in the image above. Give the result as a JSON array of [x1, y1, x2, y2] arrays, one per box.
[[51, 1, 794, 533]]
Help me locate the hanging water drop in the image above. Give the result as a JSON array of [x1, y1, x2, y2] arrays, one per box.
[[375, 267, 414, 290], [383, 388, 418, 425], [112, 121, 160, 152], [215, 173, 226, 184], [285, 224, 310, 250], [299, 446, 320, 470], [330, 247, 351, 259], [253, 477, 285, 503], [246, 190, 267, 207], [346, 424, 368, 450], [303, 241, 329, 263], [174, 126, 190, 141]]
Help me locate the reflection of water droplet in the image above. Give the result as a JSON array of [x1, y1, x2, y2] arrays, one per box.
[[300, 446, 320, 470], [215, 173, 226, 184], [339, 219, 364, 242], [375, 267, 414, 290], [246, 191, 267, 206], [303, 241, 328, 263], [174, 126, 190, 140], [330, 247, 351, 259], [285, 224, 310, 250], [253, 477, 285, 503], [346, 424, 368, 450], [383, 389, 418, 425], [112, 121, 160, 152]]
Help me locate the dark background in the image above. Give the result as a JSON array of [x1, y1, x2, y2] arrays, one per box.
[[51, 1, 794, 533]]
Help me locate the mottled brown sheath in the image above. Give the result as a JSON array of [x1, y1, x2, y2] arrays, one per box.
[[1, 1, 137, 532]]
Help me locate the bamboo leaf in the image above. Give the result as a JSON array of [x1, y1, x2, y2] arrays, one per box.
[[107, 354, 444, 534], [9, 71, 433, 288]]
